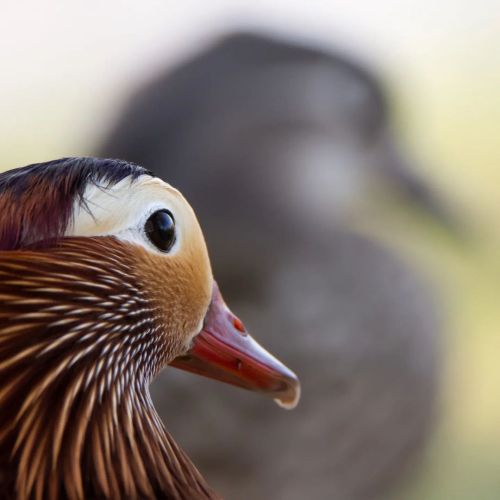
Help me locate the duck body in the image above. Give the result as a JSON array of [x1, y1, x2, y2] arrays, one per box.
[[0, 157, 299, 499]]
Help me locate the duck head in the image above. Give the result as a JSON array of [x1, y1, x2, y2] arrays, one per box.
[[70, 161, 299, 407], [0, 157, 299, 499]]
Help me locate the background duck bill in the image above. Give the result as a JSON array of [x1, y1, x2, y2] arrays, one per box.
[[169, 282, 300, 409]]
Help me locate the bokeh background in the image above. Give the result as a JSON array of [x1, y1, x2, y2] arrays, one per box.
[[1, 2, 499, 499]]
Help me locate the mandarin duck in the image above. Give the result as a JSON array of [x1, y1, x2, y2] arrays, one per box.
[[98, 32, 445, 499], [0, 157, 300, 500]]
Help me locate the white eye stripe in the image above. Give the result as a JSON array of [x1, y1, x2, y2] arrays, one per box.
[[67, 175, 184, 255]]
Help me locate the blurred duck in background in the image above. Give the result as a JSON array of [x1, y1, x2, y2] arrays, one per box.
[[98, 32, 451, 500]]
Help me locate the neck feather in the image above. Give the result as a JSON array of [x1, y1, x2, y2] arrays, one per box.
[[0, 238, 217, 499]]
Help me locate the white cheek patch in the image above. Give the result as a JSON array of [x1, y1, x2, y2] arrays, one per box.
[[66, 175, 184, 255]]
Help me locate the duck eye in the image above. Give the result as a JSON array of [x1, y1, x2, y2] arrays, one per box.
[[144, 209, 176, 252]]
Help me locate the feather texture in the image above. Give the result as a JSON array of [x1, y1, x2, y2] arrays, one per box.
[[0, 157, 149, 251], [0, 237, 217, 499]]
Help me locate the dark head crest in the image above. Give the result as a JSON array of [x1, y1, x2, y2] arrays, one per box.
[[0, 157, 150, 251]]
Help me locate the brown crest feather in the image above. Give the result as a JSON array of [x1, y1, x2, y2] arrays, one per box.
[[0, 157, 149, 251]]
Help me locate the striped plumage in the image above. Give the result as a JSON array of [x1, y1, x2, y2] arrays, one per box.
[[0, 238, 214, 499], [0, 158, 299, 499]]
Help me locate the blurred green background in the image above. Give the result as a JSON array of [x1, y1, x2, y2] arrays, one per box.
[[1, 2, 499, 498], [390, 48, 500, 499]]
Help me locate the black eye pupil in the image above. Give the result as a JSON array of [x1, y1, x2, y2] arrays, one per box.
[[144, 209, 176, 252]]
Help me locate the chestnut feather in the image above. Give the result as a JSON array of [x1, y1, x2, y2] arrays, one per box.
[[0, 237, 217, 499]]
